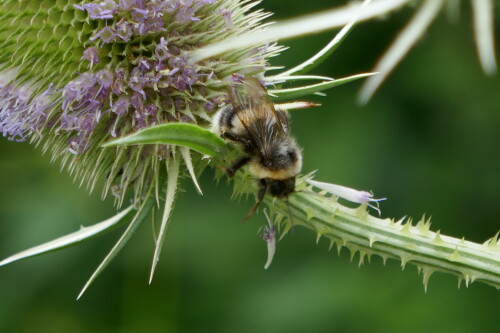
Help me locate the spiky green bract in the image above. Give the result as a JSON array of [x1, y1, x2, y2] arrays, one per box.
[[255, 175, 500, 291]]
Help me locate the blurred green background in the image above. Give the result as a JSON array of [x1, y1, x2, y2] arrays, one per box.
[[1, 1, 499, 332]]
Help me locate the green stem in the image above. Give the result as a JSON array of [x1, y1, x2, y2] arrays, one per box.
[[268, 189, 500, 291]]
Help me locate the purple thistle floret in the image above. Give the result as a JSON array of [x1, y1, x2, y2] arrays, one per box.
[[111, 95, 130, 116], [155, 37, 169, 61], [97, 69, 114, 89], [130, 91, 144, 110], [175, 6, 199, 22], [50, 0, 266, 158], [58, 32, 206, 150], [231, 73, 245, 83], [221, 9, 234, 29], [0, 83, 53, 142], [97, 27, 117, 43], [62, 0, 214, 152], [82, 47, 99, 67], [74, 1, 119, 20], [75, 0, 215, 44], [128, 67, 147, 94], [60, 70, 111, 153], [115, 20, 134, 41]]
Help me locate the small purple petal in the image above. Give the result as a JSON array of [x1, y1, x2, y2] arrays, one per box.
[[98, 27, 116, 43], [154, 60, 165, 72], [115, 20, 133, 41], [132, 8, 149, 21], [144, 104, 158, 117], [0, 85, 52, 141], [138, 58, 151, 71], [96, 69, 114, 88], [154, 37, 169, 61], [146, 17, 165, 33], [130, 92, 144, 109], [231, 73, 245, 83], [115, 67, 126, 81], [119, 0, 135, 11], [221, 9, 234, 29], [82, 47, 99, 66], [111, 95, 130, 116], [128, 67, 145, 93]]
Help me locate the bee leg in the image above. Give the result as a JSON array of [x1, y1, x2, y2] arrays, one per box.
[[242, 179, 267, 221], [226, 156, 250, 177], [220, 132, 240, 143], [221, 132, 253, 149]]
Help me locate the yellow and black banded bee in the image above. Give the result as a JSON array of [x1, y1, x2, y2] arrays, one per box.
[[212, 77, 302, 218]]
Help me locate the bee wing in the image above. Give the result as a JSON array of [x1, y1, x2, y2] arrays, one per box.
[[228, 78, 289, 157]]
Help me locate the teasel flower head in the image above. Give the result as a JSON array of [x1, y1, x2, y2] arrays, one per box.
[[0, 0, 287, 208]]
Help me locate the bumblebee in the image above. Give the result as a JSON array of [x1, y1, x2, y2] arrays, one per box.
[[213, 77, 302, 217]]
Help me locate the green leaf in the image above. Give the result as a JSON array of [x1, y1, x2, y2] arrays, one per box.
[[102, 123, 227, 157], [77, 195, 154, 300], [0, 206, 134, 267], [269, 73, 377, 101]]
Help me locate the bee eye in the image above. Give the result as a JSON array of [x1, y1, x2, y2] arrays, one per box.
[[287, 150, 297, 162]]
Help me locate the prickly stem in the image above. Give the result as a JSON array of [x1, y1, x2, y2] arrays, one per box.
[[263, 177, 500, 290]]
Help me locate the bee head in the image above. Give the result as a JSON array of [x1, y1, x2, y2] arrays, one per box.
[[268, 177, 296, 198]]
